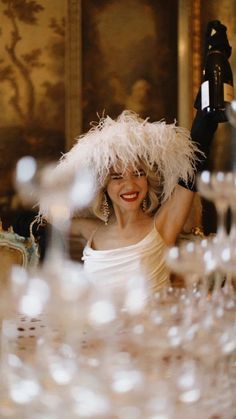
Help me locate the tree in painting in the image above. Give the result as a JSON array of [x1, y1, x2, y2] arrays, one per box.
[[0, 0, 65, 206], [0, 0, 44, 126]]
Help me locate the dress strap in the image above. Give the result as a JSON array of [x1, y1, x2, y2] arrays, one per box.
[[87, 227, 100, 247]]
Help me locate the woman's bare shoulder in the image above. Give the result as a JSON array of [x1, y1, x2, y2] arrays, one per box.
[[70, 217, 103, 241]]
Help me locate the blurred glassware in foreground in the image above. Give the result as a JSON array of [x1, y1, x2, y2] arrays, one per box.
[[0, 157, 236, 418]]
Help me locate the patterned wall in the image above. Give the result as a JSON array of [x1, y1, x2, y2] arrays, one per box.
[[0, 0, 65, 209]]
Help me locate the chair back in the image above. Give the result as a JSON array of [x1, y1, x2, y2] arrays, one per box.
[[0, 220, 39, 283]]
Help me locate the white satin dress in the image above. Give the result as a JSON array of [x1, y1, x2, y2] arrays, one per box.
[[82, 222, 170, 292]]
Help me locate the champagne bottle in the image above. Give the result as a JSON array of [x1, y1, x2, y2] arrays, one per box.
[[201, 20, 234, 122]]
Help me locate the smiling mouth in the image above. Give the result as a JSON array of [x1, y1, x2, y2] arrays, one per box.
[[120, 192, 139, 202]]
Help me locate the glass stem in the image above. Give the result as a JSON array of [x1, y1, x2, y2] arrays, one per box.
[[215, 203, 227, 241], [44, 218, 70, 266], [229, 203, 236, 240]]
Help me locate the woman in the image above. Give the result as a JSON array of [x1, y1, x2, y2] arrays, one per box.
[[39, 109, 217, 292], [80, 161, 195, 291]]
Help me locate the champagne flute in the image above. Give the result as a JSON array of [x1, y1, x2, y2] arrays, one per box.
[[197, 171, 231, 241], [165, 239, 217, 302], [226, 99, 236, 127], [227, 172, 236, 241]]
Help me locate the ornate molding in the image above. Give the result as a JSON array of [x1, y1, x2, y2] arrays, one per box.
[[178, 0, 201, 128], [65, 0, 82, 150], [191, 0, 201, 109]]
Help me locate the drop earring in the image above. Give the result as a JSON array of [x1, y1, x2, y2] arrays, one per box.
[[101, 192, 110, 225], [142, 196, 148, 212]]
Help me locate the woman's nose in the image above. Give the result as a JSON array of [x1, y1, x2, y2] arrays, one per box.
[[124, 173, 132, 181], [123, 174, 136, 185]]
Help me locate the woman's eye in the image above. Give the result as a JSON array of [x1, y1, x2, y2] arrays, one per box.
[[110, 174, 123, 180], [134, 170, 145, 177]]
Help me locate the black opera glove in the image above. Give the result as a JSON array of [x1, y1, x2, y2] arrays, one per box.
[[178, 110, 218, 192]]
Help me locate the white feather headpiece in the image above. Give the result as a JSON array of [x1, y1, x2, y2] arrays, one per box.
[[40, 111, 198, 218]]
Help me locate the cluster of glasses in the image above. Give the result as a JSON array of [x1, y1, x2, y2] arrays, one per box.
[[1, 270, 236, 419], [1, 104, 236, 418]]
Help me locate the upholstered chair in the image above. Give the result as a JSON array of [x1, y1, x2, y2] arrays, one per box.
[[0, 220, 39, 284]]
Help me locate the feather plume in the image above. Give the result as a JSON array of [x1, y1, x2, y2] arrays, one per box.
[[40, 111, 199, 218]]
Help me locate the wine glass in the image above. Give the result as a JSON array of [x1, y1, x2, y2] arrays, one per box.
[[197, 171, 231, 241], [226, 172, 236, 241], [226, 99, 236, 127], [165, 239, 217, 298]]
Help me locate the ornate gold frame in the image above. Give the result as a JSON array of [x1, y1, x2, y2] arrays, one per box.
[[65, 0, 82, 150], [178, 0, 202, 129]]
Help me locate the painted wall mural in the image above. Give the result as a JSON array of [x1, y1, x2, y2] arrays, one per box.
[[0, 0, 65, 208]]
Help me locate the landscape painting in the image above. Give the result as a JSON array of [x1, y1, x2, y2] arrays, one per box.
[[0, 0, 66, 210]]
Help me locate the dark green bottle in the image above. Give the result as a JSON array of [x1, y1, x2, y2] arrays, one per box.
[[201, 20, 234, 122]]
